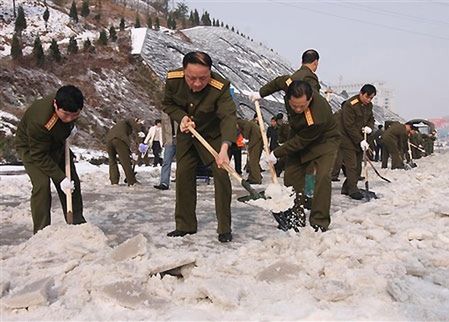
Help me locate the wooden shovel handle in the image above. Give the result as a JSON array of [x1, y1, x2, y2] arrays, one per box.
[[65, 139, 73, 224]]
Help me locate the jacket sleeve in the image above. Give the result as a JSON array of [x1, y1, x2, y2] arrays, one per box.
[[162, 81, 188, 124], [259, 75, 290, 98], [342, 104, 363, 146]]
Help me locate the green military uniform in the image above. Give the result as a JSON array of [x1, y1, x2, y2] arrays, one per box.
[[382, 122, 407, 169], [409, 132, 424, 159], [15, 94, 85, 233], [162, 69, 237, 234], [106, 119, 139, 185], [331, 109, 344, 180], [275, 120, 290, 177], [273, 92, 340, 230], [340, 95, 374, 196], [237, 119, 263, 184]]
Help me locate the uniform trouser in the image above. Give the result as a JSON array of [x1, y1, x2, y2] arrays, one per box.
[[341, 148, 362, 195], [374, 144, 382, 162], [159, 143, 176, 187], [331, 147, 343, 179], [381, 145, 390, 168], [174, 147, 232, 234], [247, 141, 263, 183], [107, 139, 136, 185], [152, 141, 163, 166], [383, 138, 404, 169], [284, 151, 337, 229], [23, 156, 85, 234]]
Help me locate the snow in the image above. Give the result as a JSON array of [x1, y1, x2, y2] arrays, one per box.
[[1, 150, 449, 320], [130, 28, 147, 55]]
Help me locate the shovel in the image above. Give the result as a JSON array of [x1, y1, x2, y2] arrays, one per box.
[[188, 125, 265, 201], [65, 139, 74, 224]]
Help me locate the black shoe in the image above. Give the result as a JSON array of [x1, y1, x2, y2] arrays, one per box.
[[349, 191, 364, 200], [154, 183, 169, 190], [167, 230, 195, 237], [218, 232, 232, 242], [358, 176, 365, 181], [312, 224, 328, 233]]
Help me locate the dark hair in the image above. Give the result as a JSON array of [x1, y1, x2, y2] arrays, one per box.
[[55, 85, 84, 112], [276, 113, 284, 120], [155, 119, 161, 125], [182, 51, 212, 69], [286, 80, 313, 101], [360, 84, 377, 96], [378, 124, 383, 129], [405, 122, 419, 132], [302, 49, 319, 64], [271, 116, 277, 121]]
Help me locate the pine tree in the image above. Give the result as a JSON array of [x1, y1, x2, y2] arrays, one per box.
[[225, 24, 229, 29], [14, 5, 27, 33], [189, 11, 194, 26], [231, 26, 234, 32], [10, 33, 22, 60], [201, 11, 211, 26], [69, 1, 78, 23], [81, 0, 90, 17], [33, 36, 45, 66], [135, 14, 141, 28], [43, 7, 49, 30], [67, 36, 78, 54], [109, 25, 117, 41], [49, 39, 62, 62], [193, 9, 199, 26], [220, 21, 223, 27], [83, 38, 93, 52], [119, 17, 125, 31], [212, 18, 215, 26], [154, 17, 160, 31], [146, 15, 152, 28], [98, 29, 108, 45]]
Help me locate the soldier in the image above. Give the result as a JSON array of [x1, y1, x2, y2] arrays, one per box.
[[162, 51, 237, 243], [331, 108, 344, 181], [15, 85, 87, 234], [373, 124, 384, 162], [383, 122, 418, 169], [275, 113, 289, 177], [237, 118, 263, 184], [268, 81, 340, 232], [340, 84, 376, 200], [106, 118, 142, 186]]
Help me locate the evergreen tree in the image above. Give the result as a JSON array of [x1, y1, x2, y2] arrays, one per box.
[[220, 21, 223, 27], [10, 33, 22, 60], [193, 9, 199, 26], [231, 26, 234, 32], [67, 36, 78, 54], [14, 5, 27, 33], [49, 39, 62, 62], [69, 1, 78, 23], [43, 7, 49, 29], [33, 36, 45, 66], [83, 38, 93, 52], [189, 11, 194, 26], [225, 24, 229, 29], [201, 11, 211, 26], [81, 0, 90, 17], [109, 25, 117, 41], [135, 14, 141, 28], [146, 15, 152, 28], [98, 29, 108, 45], [154, 17, 160, 31], [216, 19, 220, 27], [119, 17, 125, 31]]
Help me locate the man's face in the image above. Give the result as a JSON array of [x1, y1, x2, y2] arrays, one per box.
[[359, 92, 376, 106], [54, 100, 81, 123], [288, 94, 312, 114], [184, 63, 211, 92], [270, 119, 277, 126]]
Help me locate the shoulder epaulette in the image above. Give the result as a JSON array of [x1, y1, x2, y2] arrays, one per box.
[[350, 98, 359, 106], [285, 77, 293, 87], [304, 108, 314, 126], [209, 78, 224, 90], [167, 70, 184, 79], [44, 113, 58, 131]]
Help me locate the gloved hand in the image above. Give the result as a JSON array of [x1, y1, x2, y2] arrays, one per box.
[[268, 151, 278, 164], [138, 143, 149, 155], [362, 126, 372, 134], [138, 131, 145, 138], [60, 177, 74, 194], [360, 140, 370, 151], [243, 138, 249, 145], [248, 91, 261, 102], [68, 125, 78, 139], [131, 153, 138, 161]]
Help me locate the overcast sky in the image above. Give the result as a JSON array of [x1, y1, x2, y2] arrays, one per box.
[[182, 0, 449, 120]]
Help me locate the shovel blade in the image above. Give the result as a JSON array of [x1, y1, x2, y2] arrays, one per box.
[[237, 190, 267, 203], [359, 188, 378, 200], [272, 205, 306, 233]]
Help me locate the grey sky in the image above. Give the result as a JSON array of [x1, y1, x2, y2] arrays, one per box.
[[183, 0, 449, 120]]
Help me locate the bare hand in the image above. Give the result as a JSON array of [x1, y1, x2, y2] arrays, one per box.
[[180, 116, 195, 133], [216, 143, 230, 168]]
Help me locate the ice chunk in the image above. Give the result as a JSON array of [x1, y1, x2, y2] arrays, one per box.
[[111, 234, 148, 261]]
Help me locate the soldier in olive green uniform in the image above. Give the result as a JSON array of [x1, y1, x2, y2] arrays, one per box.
[[15, 85, 86, 234], [275, 113, 289, 177], [382, 122, 417, 169], [269, 81, 340, 232], [162, 51, 237, 243], [106, 118, 141, 186], [331, 108, 344, 181], [340, 84, 376, 200], [237, 118, 263, 184]]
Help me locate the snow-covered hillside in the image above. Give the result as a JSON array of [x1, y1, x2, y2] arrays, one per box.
[[1, 150, 448, 320]]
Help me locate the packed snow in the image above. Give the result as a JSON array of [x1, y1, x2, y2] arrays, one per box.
[[1, 148, 448, 320]]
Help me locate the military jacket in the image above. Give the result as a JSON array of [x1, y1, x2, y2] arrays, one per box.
[[277, 122, 290, 144], [259, 65, 321, 98], [236, 119, 262, 149], [383, 122, 407, 151], [340, 94, 375, 150], [15, 94, 75, 183], [162, 68, 237, 164], [273, 92, 340, 163], [106, 119, 138, 146]]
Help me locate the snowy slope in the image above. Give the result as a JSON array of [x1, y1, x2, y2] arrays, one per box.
[[1, 150, 448, 320]]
